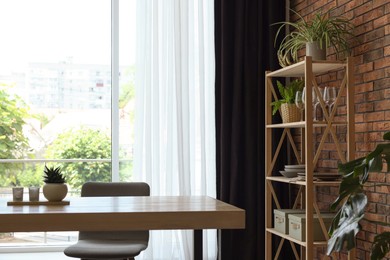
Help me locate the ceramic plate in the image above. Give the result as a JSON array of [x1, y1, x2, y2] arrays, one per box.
[[315, 176, 341, 181], [284, 164, 306, 169], [279, 170, 298, 178], [313, 172, 341, 177]]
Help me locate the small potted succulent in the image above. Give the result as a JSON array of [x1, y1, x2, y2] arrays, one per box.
[[42, 165, 68, 202]]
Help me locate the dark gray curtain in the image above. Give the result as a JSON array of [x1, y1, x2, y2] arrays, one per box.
[[215, 0, 286, 259]]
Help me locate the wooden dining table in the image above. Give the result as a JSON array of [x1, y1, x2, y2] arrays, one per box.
[[0, 195, 245, 260]]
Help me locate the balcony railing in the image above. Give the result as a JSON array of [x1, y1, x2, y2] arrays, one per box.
[[0, 158, 132, 251]]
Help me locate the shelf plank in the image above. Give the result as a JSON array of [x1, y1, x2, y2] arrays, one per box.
[[266, 228, 328, 247], [266, 176, 306, 185], [266, 121, 305, 128], [266, 121, 347, 128], [266, 60, 345, 78], [266, 176, 341, 186]]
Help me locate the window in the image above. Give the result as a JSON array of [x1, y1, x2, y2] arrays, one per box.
[[0, 0, 135, 249]]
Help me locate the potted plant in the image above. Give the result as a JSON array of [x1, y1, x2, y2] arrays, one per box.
[[327, 131, 390, 260], [42, 165, 68, 202], [273, 8, 354, 67], [271, 79, 304, 123]]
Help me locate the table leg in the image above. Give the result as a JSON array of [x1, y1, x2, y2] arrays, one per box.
[[194, 229, 202, 260]]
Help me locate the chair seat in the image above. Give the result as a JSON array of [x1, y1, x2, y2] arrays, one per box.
[[64, 239, 148, 259]]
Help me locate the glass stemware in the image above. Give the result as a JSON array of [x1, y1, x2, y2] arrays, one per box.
[[295, 91, 304, 121], [323, 86, 338, 117], [302, 87, 317, 121], [313, 87, 324, 121]]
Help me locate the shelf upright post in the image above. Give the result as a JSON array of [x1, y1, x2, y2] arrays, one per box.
[[346, 57, 355, 163], [304, 56, 314, 260], [265, 71, 273, 260], [346, 57, 356, 260]]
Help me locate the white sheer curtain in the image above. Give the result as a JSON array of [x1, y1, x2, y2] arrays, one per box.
[[134, 0, 216, 259]]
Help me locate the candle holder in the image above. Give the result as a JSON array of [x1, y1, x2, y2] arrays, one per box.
[[12, 187, 24, 201], [29, 187, 40, 202]]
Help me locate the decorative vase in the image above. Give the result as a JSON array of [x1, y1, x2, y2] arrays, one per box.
[[43, 183, 68, 202], [306, 41, 326, 61], [280, 103, 301, 123]]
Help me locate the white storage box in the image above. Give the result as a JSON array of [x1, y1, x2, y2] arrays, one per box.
[[288, 213, 335, 242], [273, 209, 305, 234]]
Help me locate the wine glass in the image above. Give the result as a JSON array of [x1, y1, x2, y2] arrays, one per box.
[[323, 87, 337, 116], [313, 87, 324, 121], [311, 87, 317, 107], [295, 91, 304, 121], [302, 87, 317, 121]]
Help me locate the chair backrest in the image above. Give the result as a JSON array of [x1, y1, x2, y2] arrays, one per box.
[[78, 182, 150, 242], [81, 181, 150, 197]]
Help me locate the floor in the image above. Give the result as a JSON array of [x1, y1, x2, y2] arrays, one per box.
[[0, 252, 70, 260]]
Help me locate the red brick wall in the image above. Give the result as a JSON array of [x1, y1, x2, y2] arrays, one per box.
[[289, 0, 389, 259]]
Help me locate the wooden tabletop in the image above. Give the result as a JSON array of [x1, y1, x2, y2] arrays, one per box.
[[0, 196, 245, 232]]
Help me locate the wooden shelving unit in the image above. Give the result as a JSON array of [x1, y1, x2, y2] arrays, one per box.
[[265, 56, 355, 259]]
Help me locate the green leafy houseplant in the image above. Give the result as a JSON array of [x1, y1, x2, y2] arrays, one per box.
[[43, 165, 66, 183], [327, 131, 390, 260], [271, 79, 304, 115], [273, 8, 354, 67]]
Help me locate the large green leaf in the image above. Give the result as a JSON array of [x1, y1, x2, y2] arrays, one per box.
[[271, 99, 285, 115], [368, 156, 383, 173], [331, 173, 362, 210], [378, 144, 390, 172], [384, 153, 390, 171], [328, 131, 390, 257], [276, 80, 287, 100], [338, 142, 390, 186], [327, 193, 367, 255], [371, 232, 390, 260], [338, 157, 365, 174]]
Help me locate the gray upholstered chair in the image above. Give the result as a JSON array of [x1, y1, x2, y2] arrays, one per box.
[[64, 182, 150, 260]]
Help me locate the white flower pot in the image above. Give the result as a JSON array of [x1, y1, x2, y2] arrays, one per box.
[[43, 183, 68, 202]]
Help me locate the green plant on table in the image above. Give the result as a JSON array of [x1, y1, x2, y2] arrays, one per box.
[[273, 8, 354, 67], [271, 79, 304, 115], [327, 131, 390, 260]]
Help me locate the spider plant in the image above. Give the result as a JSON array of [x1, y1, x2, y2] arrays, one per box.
[[273, 8, 355, 67]]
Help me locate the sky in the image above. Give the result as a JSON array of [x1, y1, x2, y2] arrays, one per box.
[[0, 0, 136, 74]]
